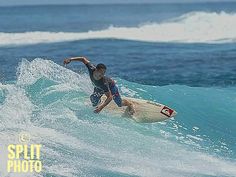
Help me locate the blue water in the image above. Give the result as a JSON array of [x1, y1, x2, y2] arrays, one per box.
[[0, 3, 236, 177]]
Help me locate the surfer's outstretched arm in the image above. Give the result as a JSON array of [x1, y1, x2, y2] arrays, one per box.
[[63, 56, 89, 65]]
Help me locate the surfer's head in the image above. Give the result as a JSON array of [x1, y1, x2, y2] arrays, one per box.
[[93, 63, 106, 80]]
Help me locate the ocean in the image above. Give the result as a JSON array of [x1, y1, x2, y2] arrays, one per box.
[[0, 2, 236, 177]]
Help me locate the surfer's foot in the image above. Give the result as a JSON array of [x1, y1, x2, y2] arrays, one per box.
[[121, 99, 135, 117], [128, 104, 135, 115]]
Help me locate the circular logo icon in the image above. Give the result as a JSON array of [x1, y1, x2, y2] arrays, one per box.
[[19, 132, 31, 143]]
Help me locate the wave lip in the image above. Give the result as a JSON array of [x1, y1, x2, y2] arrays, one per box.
[[1, 11, 236, 46]]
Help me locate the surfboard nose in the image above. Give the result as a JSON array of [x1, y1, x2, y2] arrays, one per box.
[[172, 110, 177, 117]]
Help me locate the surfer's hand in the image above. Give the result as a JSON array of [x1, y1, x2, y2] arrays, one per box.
[[94, 105, 103, 113], [63, 58, 71, 65]]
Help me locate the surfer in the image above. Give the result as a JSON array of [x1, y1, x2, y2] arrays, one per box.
[[63, 57, 135, 115]]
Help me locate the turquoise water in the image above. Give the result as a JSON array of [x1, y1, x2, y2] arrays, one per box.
[[0, 3, 236, 177], [0, 59, 236, 177]]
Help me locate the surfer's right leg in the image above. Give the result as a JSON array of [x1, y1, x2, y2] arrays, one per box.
[[110, 84, 135, 115], [90, 87, 103, 107]]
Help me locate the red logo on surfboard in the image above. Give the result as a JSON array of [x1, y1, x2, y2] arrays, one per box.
[[160, 106, 174, 117]]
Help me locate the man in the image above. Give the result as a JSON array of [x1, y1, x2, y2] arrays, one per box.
[[63, 56, 135, 115]]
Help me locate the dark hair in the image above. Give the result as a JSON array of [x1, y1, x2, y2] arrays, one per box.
[[96, 63, 106, 70]]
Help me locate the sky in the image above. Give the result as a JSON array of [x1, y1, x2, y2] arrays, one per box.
[[0, 0, 235, 6]]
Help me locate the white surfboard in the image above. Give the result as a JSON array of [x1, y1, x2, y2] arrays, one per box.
[[101, 96, 177, 123]]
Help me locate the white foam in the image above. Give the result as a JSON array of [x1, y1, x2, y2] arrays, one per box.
[[120, 86, 138, 97], [0, 11, 236, 46], [0, 84, 34, 128], [16, 58, 93, 94], [187, 134, 203, 141]]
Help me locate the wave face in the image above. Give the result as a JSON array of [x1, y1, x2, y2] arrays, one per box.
[[1, 11, 236, 46], [0, 59, 236, 177]]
